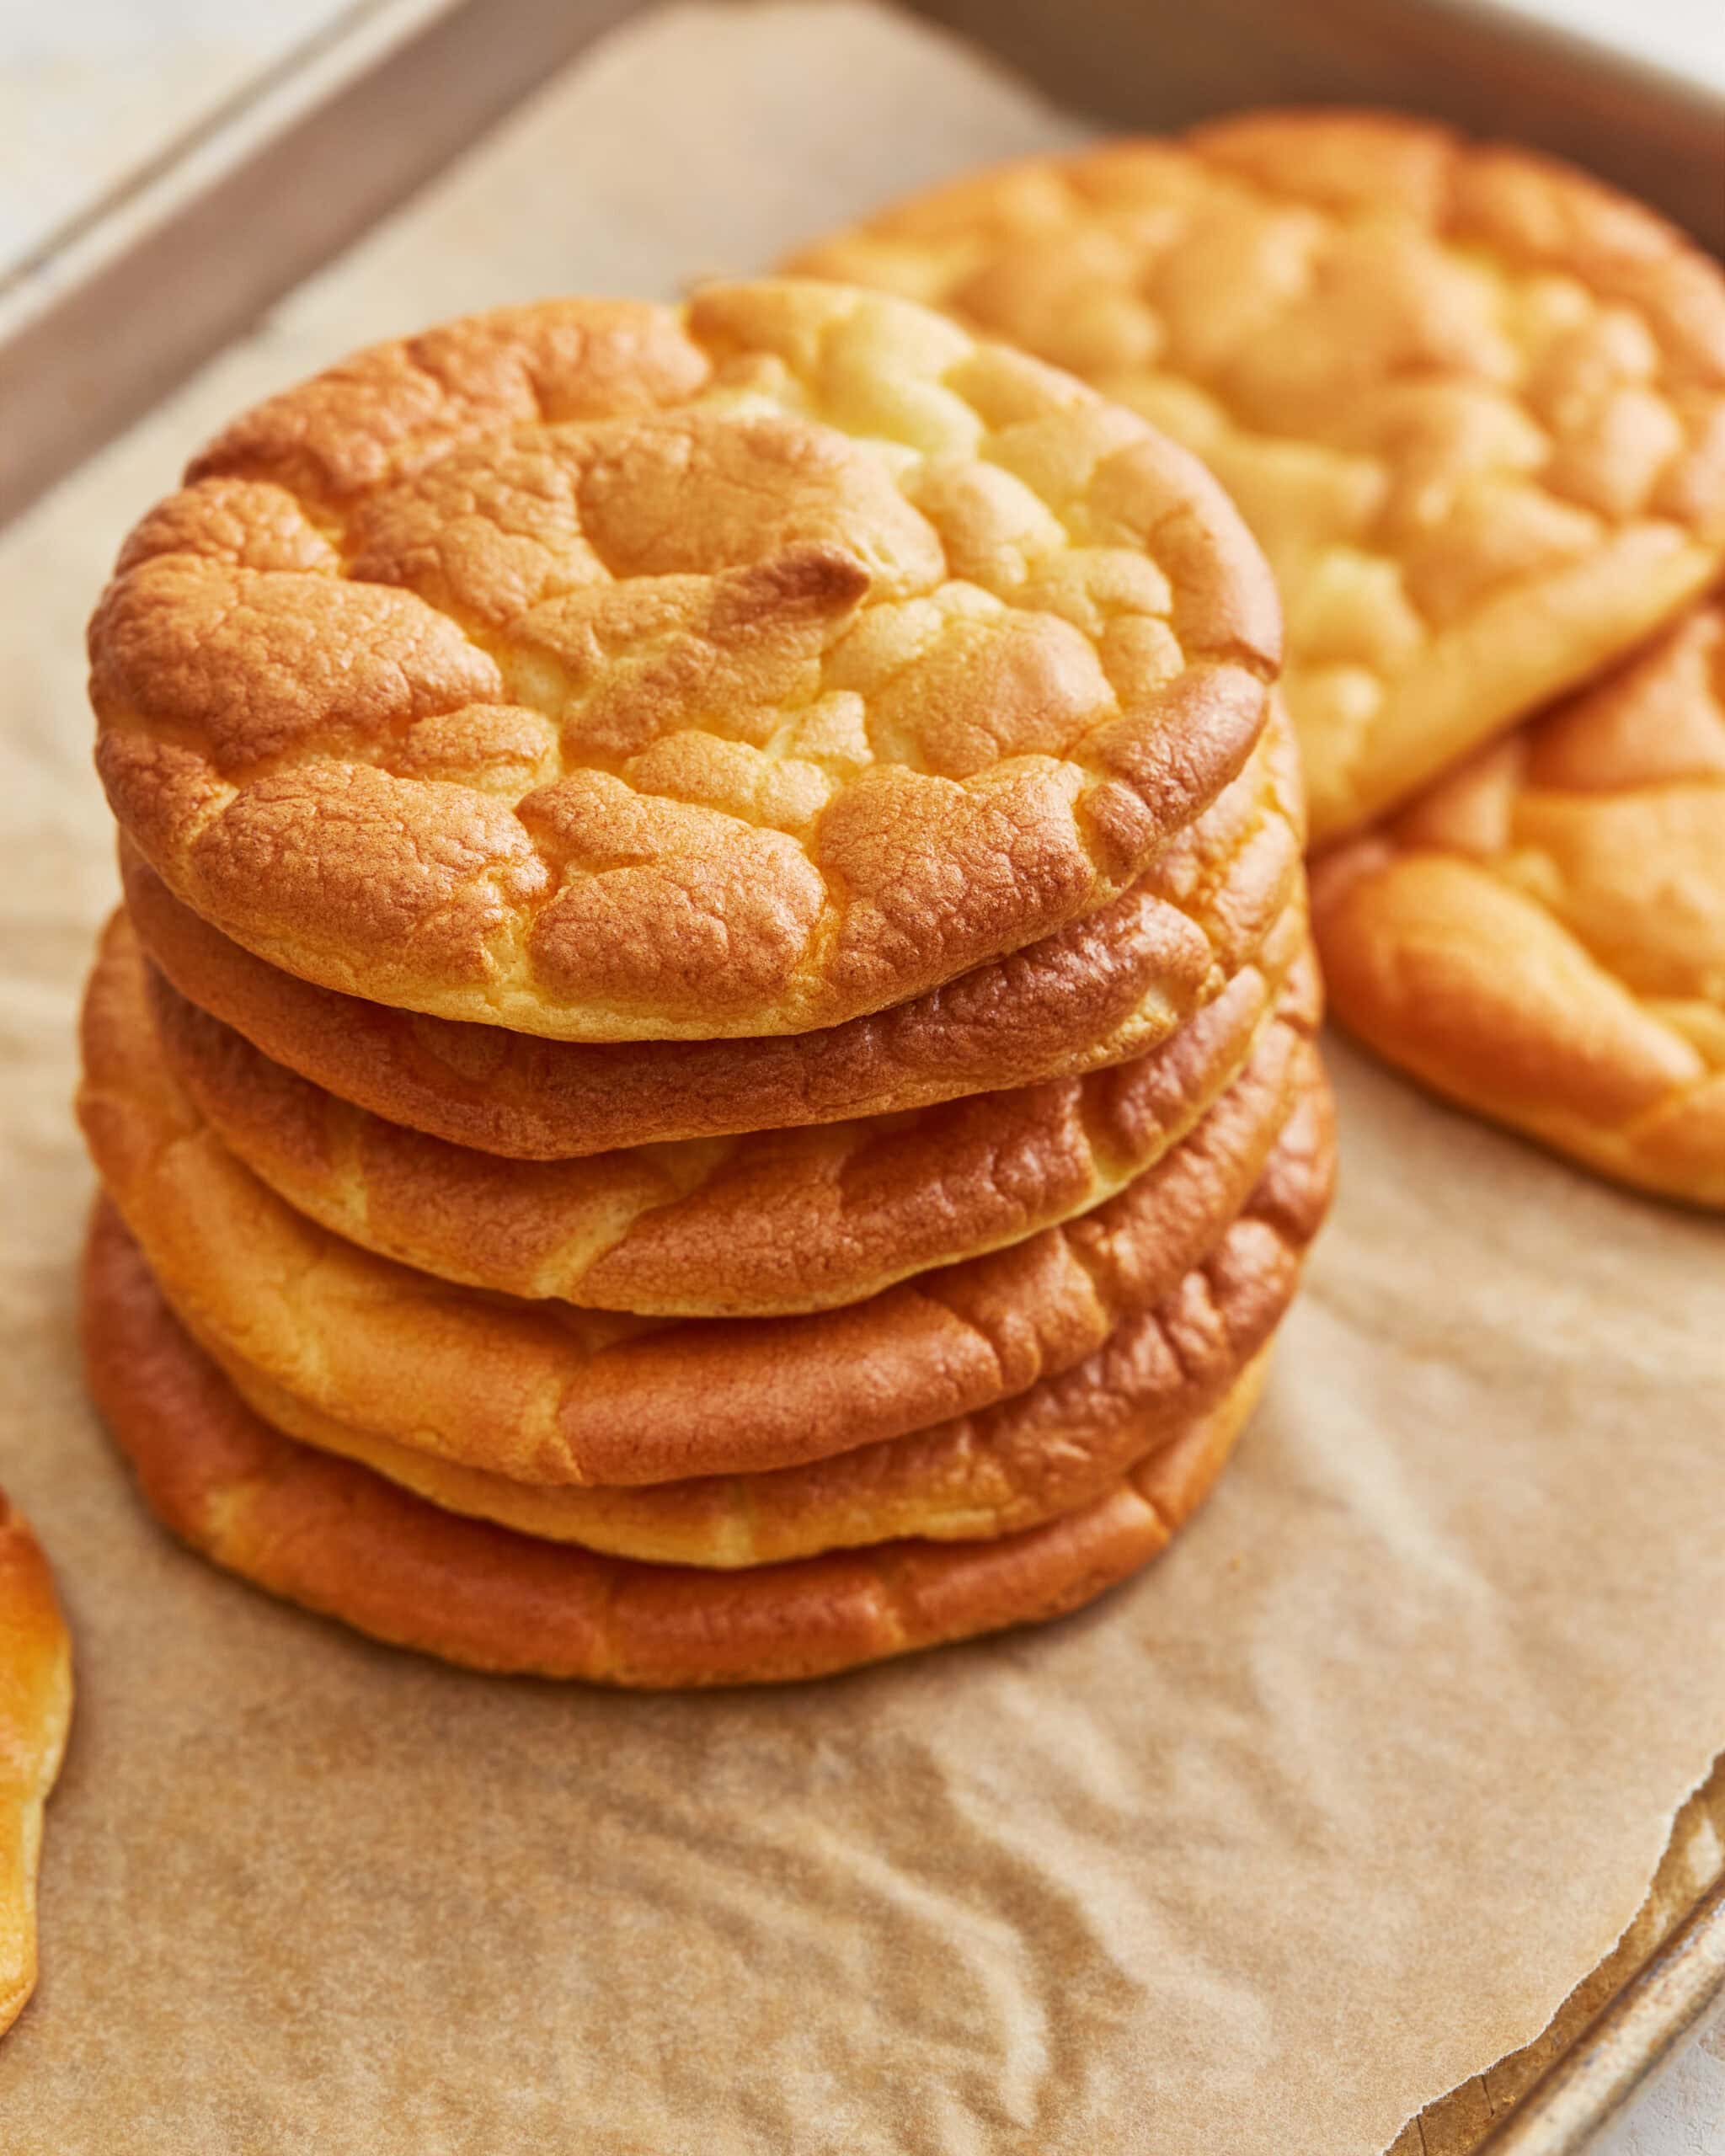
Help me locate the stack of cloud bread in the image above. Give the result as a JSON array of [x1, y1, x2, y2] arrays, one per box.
[[75, 279, 1334, 1688], [789, 111, 1725, 1205]]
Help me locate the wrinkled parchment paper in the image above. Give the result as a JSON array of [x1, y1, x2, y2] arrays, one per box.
[[1, 7, 1720, 2149]]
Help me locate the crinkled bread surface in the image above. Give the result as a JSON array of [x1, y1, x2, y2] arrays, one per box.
[[1312, 595, 1725, 1204], [77, 909, 1326, 1486], [89, 278, 1282, 1041], [787, 111, 1725, 843], [0, 1495, 72, 2040], [130, 887, 1311, 1317], [119, 690, 1304, 1158], [83, 1203, 1268, 1687]]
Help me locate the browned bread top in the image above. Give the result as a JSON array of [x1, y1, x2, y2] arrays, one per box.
[[91, 280, 1278, 1041]]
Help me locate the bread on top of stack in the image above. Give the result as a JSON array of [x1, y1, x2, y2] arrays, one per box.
[[789, 112, 1725, 1205], [76, 279, 1332, 1686]]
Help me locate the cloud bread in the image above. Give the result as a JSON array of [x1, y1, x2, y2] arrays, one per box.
[[206, 1091, 1328, 1566], [83, 1203, 1267, 1686], [119, 692, 1303, 1157], [90, 280, 1280, 1040], [1311, 596, 1725, 1204], [133, 891, 1311, 1316], [77, 926, 1322, 1486], [787, 112, 1725, 842], [0, 1492, 72, 2039]]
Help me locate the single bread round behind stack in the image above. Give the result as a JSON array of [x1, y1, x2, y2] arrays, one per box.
[[80, 280, 1332, 1682], [1311, 596, 1725, 1203], [787, 113, 1725, 844], [0, 1493, 72, 2038]]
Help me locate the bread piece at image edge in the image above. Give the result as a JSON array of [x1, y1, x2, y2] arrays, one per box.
[[0, 1494, 72, 2038], [1311, 596, 1725, 1204]]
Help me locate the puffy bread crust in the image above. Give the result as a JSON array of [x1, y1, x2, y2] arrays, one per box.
[[90, 281, 1279, 1040], [135, 892, 1311, 1316], [0, 1493, 72, 2040], [787, 112, 1725, 841], [120, 696, 1304, 1157], [209, 1099, 1327, 1566], [83, 1203, 1266, 1687], [77, 926, 1323, 1486], [1311, 596, 1725, 1204]]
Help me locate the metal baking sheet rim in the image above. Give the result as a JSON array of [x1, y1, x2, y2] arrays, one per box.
[[3, 0, 1721, 2146], [1475, 1876, 1725, 2155]]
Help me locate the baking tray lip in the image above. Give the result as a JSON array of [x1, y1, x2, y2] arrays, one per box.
[[1471, 1871, 1725, 2156], [5, 0, 1722, 533]]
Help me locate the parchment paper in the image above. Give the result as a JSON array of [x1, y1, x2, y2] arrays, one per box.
[[1, 8, 1720, 2150]]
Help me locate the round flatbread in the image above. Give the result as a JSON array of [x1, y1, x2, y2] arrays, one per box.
[[118, 691, 1303, 1158], [0, 1492, 72, 2039], [83, 1205, 1268, 1687], [133, 893, 1311, 1316], [200, 1089, 1327, 1565], [77, 928, 1324, 1486], [788, 112, 1725, 843], [1311, 595, 1725, 1204], [91, 279, 1279, 1041]]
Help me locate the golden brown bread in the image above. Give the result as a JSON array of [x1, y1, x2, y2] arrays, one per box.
[[1311, 596, 1725, 1203], [204, 1093, 1327, 1565], [77, 914, 1324, 1486], [83, 1203, 1267, 1686], [787, 112, 1725, 842], [0, 1492, 72, 2040], [90, 280, 1281, 1040], [118, 681, 1300, 1157], [136, 889, 1311, 1315]]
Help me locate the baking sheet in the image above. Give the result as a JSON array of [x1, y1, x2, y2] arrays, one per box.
[[0, 7, 1721, 2150]]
